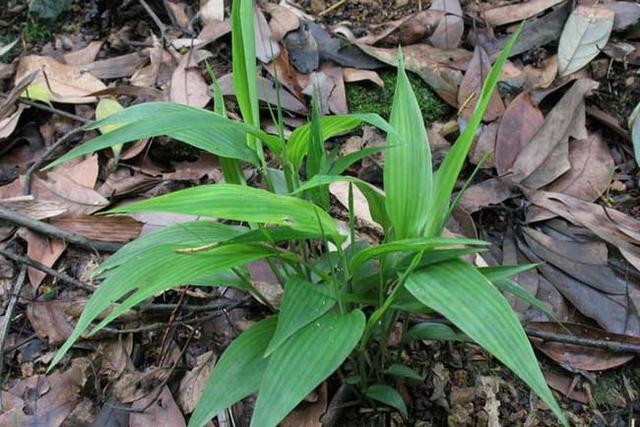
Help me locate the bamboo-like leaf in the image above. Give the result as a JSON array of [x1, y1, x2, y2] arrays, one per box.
[[405, 322, 465, 342], [231, 0, 259, 132], [385, 363, 423, 380], [424, 27, 521, 237], [50, 243, 279, 370], [328, 145, 391, 176], [44, 103, 284, 170], [189, 317, 277, 427], [493, 278, 559, 321], [478, 264, 538, 282], [251, 310, 365, 427], [366, 384, 408, 418], [384, 49, 432, 240], [287, 113, 396, 169], [108, 184, 340, 240], [350, 237, 488, 273], [306, 97, 330, 208], [264, 276, 335, 356], [405, 259, 567, 426]]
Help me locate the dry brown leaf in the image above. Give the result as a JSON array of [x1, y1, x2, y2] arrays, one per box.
[[129, 386, 186, 427], [429, 0, 464, 49], [265, 3, 300, 42], [199, 0, 224, 24], [20, 229, 66, 287], [255, 7, 280, 63], [178, 351, 216, 414], [358, 43, 471, 107], [0, 105, 25, 139], [218, 73, 307, 114], [281, 383, 328, 427], [458, 45, 505, 122], [524, 55, 558, 90], [469, 121, 498, 167], [321, 63, 348, 115], [600, 1, 640, 31], [14, 55, 106, 103], [343, 68, 384, 87], [484, 0, 564, 26], [26, 300, 75, 345], [170, 51, 211, 108], [63, 41, 104, 66], [98, 335, 134, 380], [495, 92, 544, 175], [508, 79, 598, 188], [543, 371, 588, 403], [131, 39, 176, 89], [458, 178, 513, 214], [531, 322, 640, 371], [165, 1, 191, 29], [114, 368, 171, 403], [81, 51, 149, 79], [49, 214, 142, 243]]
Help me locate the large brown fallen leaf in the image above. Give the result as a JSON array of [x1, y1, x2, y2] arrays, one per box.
[[495, 91, 544, 175], [14, 55, 106, 103], [26, 299, 75, 345], [507, 79, 598, 188], [458, 178, 513, 214], [458, 46, 504, 122], [170, 51, 211, 108], [19, 228, 66, 287], [80, 51, 150, 79], [129, 386, 186, 427], [557, 6, 614, 77], [531, 322, 640, 371], [0, 358, 90, 427], [356, 10, 444, 46], [63, 41, 103, 66], [429, 0, 463, 50], [177, 351, 216, 414], [484, 0, 564, 26], [358, 43, 471, 107], [528, 133, 614, 222], [49, 214, 142, 243], [543, 372, 588, 403]]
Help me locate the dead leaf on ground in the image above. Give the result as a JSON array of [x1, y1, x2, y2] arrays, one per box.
[[495, 91, 544, 175], [63, 41, 103, 66], [530, 322, 640, 371], [15, 56, 107, 103], [524, 55, 558, 91], [49, 214, 143, 243], [507, 79, 598, 188], [199, 0, 224, 25], [528, 133, 614, 222], [458, 178, 513, 214], [255, 7, 280, 63], [281, 383, 327, 427], [429, 0, 464, 50], [600, 1, 640, 31], [458, 45, 505, 122], [97, 335, 134, 380], [19, 229, 66, 287], [26, 299, 75, 344], [113, 368, 171, 403], [543, 371, 588, 403], [218, 73, 307, 114], [557, 6, 614, 77], [178, 351, 216, 414], [265, 3, 300, 42], [0, 105, 26, 139], [484, 0, 564, 26], [469, 121, 498, 167], [129, 386, 186, 427], [170, 51, 211, 108], [343, 68, 384, 87], [359, 43, 471, 107]]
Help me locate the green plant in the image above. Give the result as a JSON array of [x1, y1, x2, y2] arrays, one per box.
[[45, 2, 567, 426]]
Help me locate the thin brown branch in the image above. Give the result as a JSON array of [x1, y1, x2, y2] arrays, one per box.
[[0, 266, 27, 383]]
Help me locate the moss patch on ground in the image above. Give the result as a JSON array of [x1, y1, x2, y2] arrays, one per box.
[[346, 69, 449, 123]]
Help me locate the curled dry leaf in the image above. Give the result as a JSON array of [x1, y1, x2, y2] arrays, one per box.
[[458, 45, 505, 122], [557, 6, 614, 77], [495, 91, 544, 175], [343, 68, 384, 87], [528, 134, 614, 222], [429, 0, 464, 50], [14, 56, 107, 103], [358, 43, 471, 107], [483, 0, 564, 27], [530, 322, 640, 371], [26, 300, 75, 345], [507, 79, 598, 188], [265, 3, 300, 42], [178, 351, 216, 414], [523, 55, 558, 91]]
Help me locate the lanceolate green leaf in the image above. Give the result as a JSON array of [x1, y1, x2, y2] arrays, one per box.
[[366, 384, 408, 418], [43, 103, 285, 170], [405, 322, 465, 342], [425, 26, 521, 237], [478, 264, 538, 282], [264, 276, 335, 356], [189, 317, 277, 427], [108, 184, 340, 240], [384, 49, 432, 240], [350, 237, 488, 273], [251, 310, 365, 427], [287, 113, 396, 169], [328, 145, 391, 175], [493, 278, 560, 322], [231, 0, 259, 132], [384, 363, 423, 380], [405, 259, 567, 426], [50, 243, 278, 370]]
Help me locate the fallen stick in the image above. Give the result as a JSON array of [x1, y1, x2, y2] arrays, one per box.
[[0, 266, 27, 383]]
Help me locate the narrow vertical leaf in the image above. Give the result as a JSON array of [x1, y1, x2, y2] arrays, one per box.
[[405, 259, 567, 426], [384, 50, 432, 240], [251, 310, 365, 427], [231, 0, 259, 132], [189, 317, 277, 427]]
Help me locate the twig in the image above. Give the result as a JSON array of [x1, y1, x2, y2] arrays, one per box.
[[23, 126, 85, 195], [0, 248, 96, 292], [0, 93, 91, 124], [319, 0, 348, 16], [525, 327, 640, 354], [138, 0, 167, 39], [0, 207, 123, 253], [0, 266, 27, 383]]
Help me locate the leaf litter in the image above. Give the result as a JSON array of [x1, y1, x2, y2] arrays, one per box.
[[0, 0, 639, 425]]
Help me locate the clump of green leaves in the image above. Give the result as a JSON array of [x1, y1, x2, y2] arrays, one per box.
[[347, 69, 448, 124], [45, 1, 567, 426]]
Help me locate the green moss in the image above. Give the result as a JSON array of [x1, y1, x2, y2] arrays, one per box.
[[592, 371, 626, 410], [23, 17, 52, 44], [346, 69, 449, 123]]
